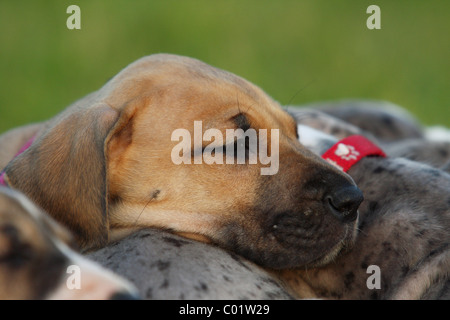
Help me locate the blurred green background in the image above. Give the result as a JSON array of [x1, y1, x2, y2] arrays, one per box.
[[1, 0, 449, 132]]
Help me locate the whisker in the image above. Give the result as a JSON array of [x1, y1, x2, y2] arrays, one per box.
[[236, 92, 242, 114], [355, 227, 368, 237], [285, 78, 316, 106], [132, 194, 156, 228]]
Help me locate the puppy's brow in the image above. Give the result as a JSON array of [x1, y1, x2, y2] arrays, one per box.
[[231, 113, 251, 131]]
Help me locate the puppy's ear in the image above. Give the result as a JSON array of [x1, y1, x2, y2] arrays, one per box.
[[4, 103, 119, 251]]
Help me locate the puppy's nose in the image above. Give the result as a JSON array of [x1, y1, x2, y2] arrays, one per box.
[[326, 186, 363, 223]]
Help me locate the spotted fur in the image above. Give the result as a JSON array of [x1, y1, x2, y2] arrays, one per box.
[[88, 228, 293, 299], [278, 110, 450, 299]]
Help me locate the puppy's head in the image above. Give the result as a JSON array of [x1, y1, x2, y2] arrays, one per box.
[[4, 54, 362, 268], [0, 187, 138, 299]]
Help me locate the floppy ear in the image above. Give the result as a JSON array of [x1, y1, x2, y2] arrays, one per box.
[[4, 102, 120, 251]]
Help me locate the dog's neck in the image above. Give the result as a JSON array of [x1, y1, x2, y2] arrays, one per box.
[[297, 125, 386, 172]]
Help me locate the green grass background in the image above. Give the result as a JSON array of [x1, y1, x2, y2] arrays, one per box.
[[1, 0, 449, 132]]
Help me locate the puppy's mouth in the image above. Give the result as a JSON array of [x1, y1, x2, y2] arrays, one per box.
[[212, 203, 359, 270], [302, 221, 358, 267], [267, 209, 358, 267]]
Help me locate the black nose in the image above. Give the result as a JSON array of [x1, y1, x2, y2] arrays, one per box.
[[326, 186, 363, 223], [109, 291, 141, 300]]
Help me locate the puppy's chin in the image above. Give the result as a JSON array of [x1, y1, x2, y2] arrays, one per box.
[[305, 218, 358, 268], [214, 209, 359, 270]]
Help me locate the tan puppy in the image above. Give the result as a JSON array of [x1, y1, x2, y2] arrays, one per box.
[[0, 186, 138, 299], [0, 54, 362, 269]]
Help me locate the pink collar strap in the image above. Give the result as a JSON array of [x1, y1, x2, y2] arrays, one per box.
[[0, 135, 36, 187], [321, 135, 386, 172]]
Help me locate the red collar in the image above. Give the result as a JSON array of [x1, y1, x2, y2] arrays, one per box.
[[321, 135, 386, 172], [0, 135, 36, 187]]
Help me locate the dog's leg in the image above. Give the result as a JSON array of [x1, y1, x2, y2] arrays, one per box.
[[388, 246, 449, 300]]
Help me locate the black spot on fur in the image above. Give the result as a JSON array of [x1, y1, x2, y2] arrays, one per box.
[[156, 260, 170, 271], [146, 287, 153, 299], [138, 232, 152, 239], [361, 255, 370, 270], [372, 166, 385, 174], [401, 265, 410, 276], [265, 291, 281, 299], [109, 241, 120, 247], [228, 252, 252, 271], [425, 168, 441, 178], [160, 279, 169, 289], [415, 229, 427, 237], [344, 272, 355, 289], [162, 236, 190, 248], [195, 281, 209, 292], [330, 291, 343, 299], [262, 277, 281, 287], [331, 127, 341, 135], [428, 238, 437, 248], [369, 201, 379, 213], [439, 148, 448, 158], [151, 189, 161, 199]]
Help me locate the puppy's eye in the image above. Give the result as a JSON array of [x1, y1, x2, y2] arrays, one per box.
[[222, 137, 252, 161]]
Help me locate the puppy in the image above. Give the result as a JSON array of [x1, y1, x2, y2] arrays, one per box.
[[275, 109, 449, 299], [88, 228, 293, 300], [289, 102, 450, 174], [383, 126, 450, 174], [0, 54, 363, 270], [0, 186, 139, 300], [299, 99, 424, 142]]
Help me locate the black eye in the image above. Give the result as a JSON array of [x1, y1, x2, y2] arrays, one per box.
[[232, 113, 251, 132], [221, 137, 252, 162], [235, 137, 249, 151]]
